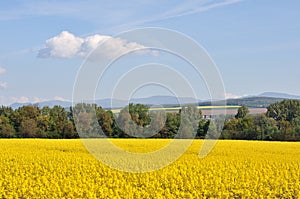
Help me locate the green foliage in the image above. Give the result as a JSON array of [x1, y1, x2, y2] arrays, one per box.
[[128, 103, 150, 126], [222, 100, 300, 141], [253, 114, 278, 140], [95, 106, 113, 137], [224, 116, 257, 140], [19, 118, 39, 138], [72, 103, 101, 138], [266, 100, 300, 122], [116, 104, 159, 138], [235, 106, 249, 119], [165, 112, 181, 138], [0, 116, 15, 138], [197, 119, 210, 138], [1, 99, 300, 141]]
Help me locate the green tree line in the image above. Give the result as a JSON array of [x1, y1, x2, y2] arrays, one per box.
[[222, 100, 300, 141], [0, 100, 300, 141]]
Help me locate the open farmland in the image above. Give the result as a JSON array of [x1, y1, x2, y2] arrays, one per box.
[[110, 106, 267, 117], [1, 139, 300, 198], [110, 106, 242, 114]]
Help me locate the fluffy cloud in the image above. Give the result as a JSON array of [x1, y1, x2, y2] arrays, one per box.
[[0, 96, 30, 106], [32, 96, 70, 103], [53, 96, 69, 101], [38, 31, 146, 59], [225, 93, 241, 99], [33, 97, 50, 103], [38, 31, 83, 58], [11, 96, 30, 104], [0, 96, 70, 106], [0, 67, 6, 75]]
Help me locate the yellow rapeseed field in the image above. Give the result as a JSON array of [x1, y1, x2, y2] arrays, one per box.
[[1, 139, 300, 198]]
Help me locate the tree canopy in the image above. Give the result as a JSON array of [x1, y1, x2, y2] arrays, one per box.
[[0, 99, 300, 141]]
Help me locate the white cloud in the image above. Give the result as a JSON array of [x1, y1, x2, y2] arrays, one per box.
[[38, 31, 146, 59], [0, 96, 71, 106], [78, 34, 111, 56], [54, 96, 69, 101], [225, 93, 241, 99], [0, 82, 7, 89], [0, 67, 6, 75], [38, 31, 84, 58], [11, 96, 30, 104], [33, 97, 49, 103]]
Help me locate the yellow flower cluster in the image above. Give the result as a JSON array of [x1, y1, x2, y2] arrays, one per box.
[[0, 139, 300, 198]]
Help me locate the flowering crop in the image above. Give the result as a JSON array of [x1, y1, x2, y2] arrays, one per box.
[[0, 139, 300, 198]]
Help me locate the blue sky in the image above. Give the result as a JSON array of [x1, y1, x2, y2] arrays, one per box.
[[0, 0, 299, 105]]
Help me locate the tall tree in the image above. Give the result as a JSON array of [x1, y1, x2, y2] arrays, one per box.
[[253, 114, 278, 140], [0, 106, 14, 118], [197, 119, 210, 138], [266, 100, 300, 122], [235, 106, 249, 119], [96, 106, 113, 137], [72, 103, 100, 138], [180, 106, 202, 131], [116, 106, 138, 137], [165, 112, 181, 138], [0, 116, 15, 138], [128, 103, 150, 127], [147, 111, 166, 137], [19, 119, 39, 138]]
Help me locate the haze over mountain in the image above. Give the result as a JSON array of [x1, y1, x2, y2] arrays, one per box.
[[9, 92, 300, 109], [10, 96, 200, 109], [258, 92, 300, 100]]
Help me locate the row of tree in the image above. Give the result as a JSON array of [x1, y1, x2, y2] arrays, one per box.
[[0, 100, 300, 141], [0, 105, 76, 138], [222, 100, 300, 141]]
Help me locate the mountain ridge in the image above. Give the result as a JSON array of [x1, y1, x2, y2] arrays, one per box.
[[9, 92, 300, 109], [10, 95, 200, 109], [258, 92, 300, 100]]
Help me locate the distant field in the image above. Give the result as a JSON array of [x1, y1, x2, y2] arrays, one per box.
[[1, 139, 299, 198], [110, 105, 241, 113], [111, 105, 267, 116], [202, 107, 267, 116]]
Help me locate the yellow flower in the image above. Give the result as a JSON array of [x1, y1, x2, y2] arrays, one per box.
[[0, 139, 300, 198]]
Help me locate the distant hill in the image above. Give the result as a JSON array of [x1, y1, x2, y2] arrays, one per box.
[[10, 100, 72, 109], [198, 97, 285, 108], [130, 96, 199, 106], [222, 97, 285, 108], [259, 92, 300, 100], [10, 102, 33, 109], [95, 96, 199, 108], [9, 92, 300, 109], [10, 96, 199, 109], [209, 92, 300, 108]]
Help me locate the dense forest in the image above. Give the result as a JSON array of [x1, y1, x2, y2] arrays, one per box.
[[0, 100, 300, 141]]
